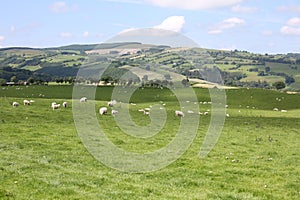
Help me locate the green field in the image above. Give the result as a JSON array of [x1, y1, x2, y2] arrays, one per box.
[[0, 86, 300, 199]]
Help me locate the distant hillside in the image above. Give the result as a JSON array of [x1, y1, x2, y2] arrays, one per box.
[[0, 43, 300, 91]]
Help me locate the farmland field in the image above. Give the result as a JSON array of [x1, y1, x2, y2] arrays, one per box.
[[0, 85, 300, 199]]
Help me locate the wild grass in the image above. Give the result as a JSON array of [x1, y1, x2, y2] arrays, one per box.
[[0, 86, 299, 199]]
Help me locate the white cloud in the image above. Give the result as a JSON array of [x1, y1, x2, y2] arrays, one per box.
[[277, 6, 300, 13], [280, 26, 300, 36], [280, 18, 300, 36], [0, 36, 5, 42], [83, 31, 89, 37], [231, 5, 259, 13], [60, 32, 72, 38], [286, 17, 300, 27], [10, 26, 15, 32], [208, 17, 245, 34], [262, 30, 273, 36], [153, 16, 185, 32], [145, 0, 244, 10], [49, 2, 78, 13]]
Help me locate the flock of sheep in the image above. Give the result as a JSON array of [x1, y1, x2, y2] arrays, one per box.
[[10, 97, 215, 117], [11, 96, 288, 118]]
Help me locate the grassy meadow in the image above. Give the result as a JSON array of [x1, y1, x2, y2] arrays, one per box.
[[0, 85, 300, 199]]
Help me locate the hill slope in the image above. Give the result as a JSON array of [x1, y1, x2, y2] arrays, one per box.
[[0, 43, 300, 90]]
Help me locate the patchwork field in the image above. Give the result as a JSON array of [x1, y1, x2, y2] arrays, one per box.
[[0, 86, 299, 199]]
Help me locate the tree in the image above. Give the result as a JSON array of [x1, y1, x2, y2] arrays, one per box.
[[142, 75, 148, 82], [0, 78, 6, 86], [273, 81, 286, 90], [181, 78, 190, 87], [10, 76, 17, 83], [27, 77, 35, 84], [285, 75, 295, 85]]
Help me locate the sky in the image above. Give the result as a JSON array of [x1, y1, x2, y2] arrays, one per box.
[[0, 0, 300, 53]]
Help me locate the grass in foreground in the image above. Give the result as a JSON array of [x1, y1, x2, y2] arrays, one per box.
[[0, 86, 299, 199]]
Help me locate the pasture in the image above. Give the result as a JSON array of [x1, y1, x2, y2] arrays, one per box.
[[0, 86, 300, 199]]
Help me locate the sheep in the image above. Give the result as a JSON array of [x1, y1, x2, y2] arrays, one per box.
[[108, 100, 117, 107], [99, 107, 108, 115], [80, 97, 87, 102], [23, 100, 30, 106], [143, 110, 150, 115], [273, 108, 279, 111], [187, 110, 194, 114], [51, 103, 60, 110], [138, 109, 145, 112], [62, 102, 68, 108], [203, 112, 209, 115], [12, 102, 19, 107], [281, 110, 287, 113], [111, 109, 118, 116], [175, 110, 184, 117]]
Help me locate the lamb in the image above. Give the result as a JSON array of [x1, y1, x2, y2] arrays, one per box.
[[108, 100, 117, 107], [80, 97, 87, 102], [12, 102, 19, 107], [52, 103, 61, 110], [175, 110, 184, 117], [99, 107, 108, 115], [62, 102, 68, 108], [51, 102, 60, 110], [111, 109, 118, 116], [23, 100, 30, 106]]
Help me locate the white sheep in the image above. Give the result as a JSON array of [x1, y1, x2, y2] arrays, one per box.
[[23, 100, 30, 106], [143, 110, 150, 115], [99, 107, 108, 115], [12, 102, 19, 107], [80, 97, 87, 102], [273, 108, 279, 111], [111, 109, 118, 116], [281, 110, 287, 113], [52, 103, 61, 110], [175, 110, 184, 117], [203, 112, 209, 115], [108, 100, 117, 107], [62, 102, 68, 108]]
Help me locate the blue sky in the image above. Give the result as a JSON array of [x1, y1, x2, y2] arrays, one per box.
[[0, 0, 300, 53]]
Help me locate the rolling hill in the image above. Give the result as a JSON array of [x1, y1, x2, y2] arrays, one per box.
[[1, 43, 300, 91]]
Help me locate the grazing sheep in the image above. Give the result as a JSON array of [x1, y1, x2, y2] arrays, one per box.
[[99, 107, 108, 115], [143, 110, 150, 115], [108, 100, 117, 107], [12, 102, 19, 107], [175, 110, 184, 117], [203, 112, 209, 115], [52, 103, 61, 110], [111, 109, 118, 116], [144, 108, 151, 111], [62, 102, 68, 108], [80, 97, 87, 102], [226, 113, 230, 117], [281, 110, 287, 113], [273, 108, 279, 111], [23, 100, 30, 106], [138, 109, 145, 112]]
